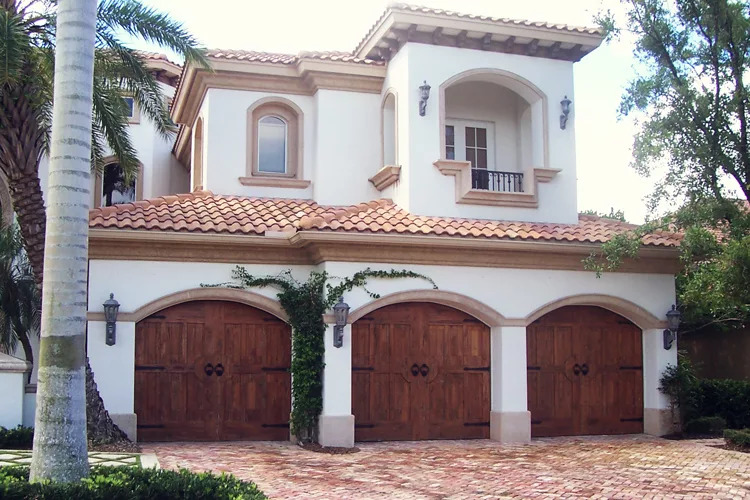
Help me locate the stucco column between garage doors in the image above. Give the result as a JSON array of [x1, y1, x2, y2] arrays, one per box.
[[319, 323, 355, 448]]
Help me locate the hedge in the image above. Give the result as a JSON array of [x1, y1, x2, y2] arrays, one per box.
[[0, 466, 266, 499], [0, 427, 33, 450], [689, 379, 750, 429], [724, 429, 750, 449], [684, 416, 726, 436]]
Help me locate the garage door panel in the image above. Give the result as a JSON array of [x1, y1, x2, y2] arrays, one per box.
[[135, 300, 291, 442], [528, 306, 644, 437], [354, 302, 490, 442]]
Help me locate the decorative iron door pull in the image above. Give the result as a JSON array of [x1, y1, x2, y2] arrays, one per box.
[[204, 363, 214, 376], [410, 363, 420, 377], [572, 364, 581, 375], [420, 364, 430, 377], [214, 363, 225, 377], [581, 364, 589, 376]]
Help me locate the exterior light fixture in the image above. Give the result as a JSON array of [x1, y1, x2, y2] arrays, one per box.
[[419, 81, 431, 116], [560, 95, 572, 129], [103, 293, 120, 346], [663, 304, 681, 350], [332, 296, 350, 348]]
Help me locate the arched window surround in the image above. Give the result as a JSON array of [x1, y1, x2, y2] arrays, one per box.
[[244, 97, 304, 184]]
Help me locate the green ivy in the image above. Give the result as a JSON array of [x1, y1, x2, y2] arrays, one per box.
[[206, 266, 436, 442]]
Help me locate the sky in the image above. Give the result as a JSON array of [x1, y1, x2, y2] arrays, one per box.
[[132, 0, 654, 222]]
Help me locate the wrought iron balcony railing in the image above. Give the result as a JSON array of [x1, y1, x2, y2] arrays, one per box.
[[471, 169, 524, 193]]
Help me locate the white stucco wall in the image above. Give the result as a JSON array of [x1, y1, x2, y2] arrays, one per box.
[[312, 89, 382, 205]]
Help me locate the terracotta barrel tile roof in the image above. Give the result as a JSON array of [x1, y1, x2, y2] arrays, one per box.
[[89, 192, 681, 247], [205, 49, 383, 66]]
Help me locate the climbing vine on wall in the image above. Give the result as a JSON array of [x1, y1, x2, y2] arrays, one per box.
[[205, 266, 437, 442]]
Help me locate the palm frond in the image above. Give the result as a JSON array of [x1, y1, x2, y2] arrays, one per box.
[[0, 6, 31, 87], [97, 0, 208, 67], [91, 77, 139, 180], [94, 37, 175, 138]]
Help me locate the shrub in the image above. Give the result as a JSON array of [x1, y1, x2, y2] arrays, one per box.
[[0, 466, 266, 499], [724, 429, 750, 449], [691, 379, 750, 429], [0, 427, 34, 450], [684, 416, 726, 435]]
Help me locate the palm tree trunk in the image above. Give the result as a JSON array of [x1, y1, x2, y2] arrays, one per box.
[[6, 171, 46, 288], [29, 0, 97, 482], [18, 332, 33, 384]]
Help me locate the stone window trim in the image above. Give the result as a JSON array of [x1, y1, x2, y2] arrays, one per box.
[[244, 97, 304, 183], [192, 117, 204, 191], [93, 156, 144, 208]]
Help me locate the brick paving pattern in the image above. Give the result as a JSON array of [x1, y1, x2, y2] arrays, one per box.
[[143, 435, 750, 499]]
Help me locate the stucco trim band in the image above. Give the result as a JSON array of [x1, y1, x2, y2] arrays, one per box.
[[490, 411, 531, 443]]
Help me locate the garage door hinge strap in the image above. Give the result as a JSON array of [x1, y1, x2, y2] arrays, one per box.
[[463, 366, 490, 371], [135, 365, 166, 371], [261, 423, 290, 428], [463, 422, 490, 427], [352, 366, 375, 371], [619, 366, 643, 370], [619, 417, 644, 422], [527, 366, 541, 371], [262, 367, 290, 372]]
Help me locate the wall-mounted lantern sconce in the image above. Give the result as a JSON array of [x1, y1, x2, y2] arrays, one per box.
[[103, 293, 120, 346], [419, 80, 431, 116], [332, 296, 350, 348], [663, 304, 681, 350], [560, 95, 572, 129]]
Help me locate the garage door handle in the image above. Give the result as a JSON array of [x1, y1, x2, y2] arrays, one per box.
[[411, 363, 420, 377], [214, 363, 225, 377], [420, 364, 430, 377], [581, 363, 589, 376], [572, 364, 581, 376], [204, 363, 214, 376]]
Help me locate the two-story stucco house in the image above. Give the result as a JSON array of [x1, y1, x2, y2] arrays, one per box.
[[8, 4, 682, 448]]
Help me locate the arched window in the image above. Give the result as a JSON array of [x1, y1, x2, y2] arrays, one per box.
[[257, 115, 287, 174], [245, 98, 304, 183], [102, 163, 136, 206]]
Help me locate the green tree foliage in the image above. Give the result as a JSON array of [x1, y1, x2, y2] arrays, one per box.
[[580, 208, 628, 222], [589, 0, 750, 329]]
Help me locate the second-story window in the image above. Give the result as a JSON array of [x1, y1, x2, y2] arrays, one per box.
[[257, 115, 287, 174], [102, 162, 136, 206], [445, 125, 455, 160]]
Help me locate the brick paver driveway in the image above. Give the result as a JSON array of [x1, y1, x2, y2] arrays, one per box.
[[143, 435, 750, 499]]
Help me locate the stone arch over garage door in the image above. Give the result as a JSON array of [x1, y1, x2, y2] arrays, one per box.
[[527, 305, 644, 437], [352, 302, 490, 441], [135, 300, 291, 441]]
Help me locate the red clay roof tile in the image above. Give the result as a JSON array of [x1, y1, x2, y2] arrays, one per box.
[[89, 192, 681, 247]]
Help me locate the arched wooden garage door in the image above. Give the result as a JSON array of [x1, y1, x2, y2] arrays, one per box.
[[352, 302, 490, 441], [527, 306, 643, 437], [134, 300, 291, 441]]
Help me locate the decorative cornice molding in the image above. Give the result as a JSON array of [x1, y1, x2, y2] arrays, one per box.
[[368, 165, 401, 191], [87, 228, 681, 274]]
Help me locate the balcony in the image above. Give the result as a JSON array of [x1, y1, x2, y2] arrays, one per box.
[[472, 169, 523, 193], [434, 159, 560, 208]]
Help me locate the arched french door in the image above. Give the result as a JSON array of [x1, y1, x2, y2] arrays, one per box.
[[351, 302, 490, 441], [527, 305, 644, 437], [134, 300, 291, 441]]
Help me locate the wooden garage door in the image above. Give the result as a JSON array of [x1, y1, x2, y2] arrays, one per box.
[[352, 302, 490, 441], [135, 300, 291, 441], [527, 306, 643, 437]]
